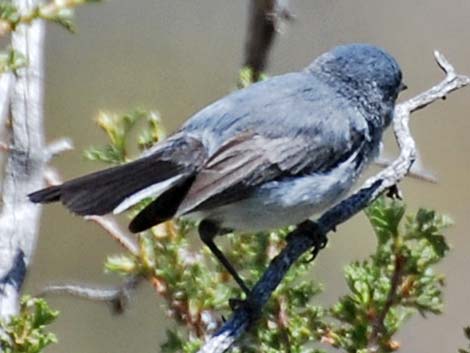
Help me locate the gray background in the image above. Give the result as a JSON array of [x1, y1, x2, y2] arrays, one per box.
[[27, 1, 470, 352]]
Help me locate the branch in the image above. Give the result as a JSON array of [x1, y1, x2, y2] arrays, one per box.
[[45, 138, 73, 160], [196, 52, 470, 353], [42, 171, 139, 255], [374, 155, 437, 183], [0, 0, 102, 37], [0, 73, 13, 137], [39, 276, 142, 314], [84, 216, 139, 255], [241, 0, 293, 83], [367, 253, 405, 351], [0, 0, 46, 320]]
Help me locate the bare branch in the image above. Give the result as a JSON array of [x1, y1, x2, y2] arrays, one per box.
[[39, 276, 142, 314], [0, 73, 13, 137], [45, 137, 73, 160], [42, 170, 139, 255], [196, 53, 470, 353], [374, 155, 437, 183], [241, 0, 292, 83], [84, 215, 139, 255], [0, 0, 46, 320]]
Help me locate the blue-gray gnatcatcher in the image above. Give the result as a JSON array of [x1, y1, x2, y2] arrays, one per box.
[[30, 43, 405, 293]]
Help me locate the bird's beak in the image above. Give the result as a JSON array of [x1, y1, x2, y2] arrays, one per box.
[[399, 82, 408, 92]]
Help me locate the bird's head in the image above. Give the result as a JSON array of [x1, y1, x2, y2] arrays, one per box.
[[308, 44, 405, 126]]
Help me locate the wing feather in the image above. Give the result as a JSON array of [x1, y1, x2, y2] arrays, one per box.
[[177, 130, 364, 215]]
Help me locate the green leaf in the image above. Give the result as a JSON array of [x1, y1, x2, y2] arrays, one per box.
[[366, 197, 405, 244], [0, 296, 59, 353], [48, 8, 76, 33], [237, 66, 268, 88], [0, 49, 27, 74], [408, 208, 451, 258], [161, 329, 184, 353], [0, 2, 20, 22], [105, 254, 138, 275], [464, 326, 470, 340], [83, 144, 124, 164], [138, 111, 165, 150]]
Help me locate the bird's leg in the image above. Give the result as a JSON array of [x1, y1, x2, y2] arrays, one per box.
[[295, 220, 328, 262], [386, 184, 403, 200], [198, 220, 251, 296]]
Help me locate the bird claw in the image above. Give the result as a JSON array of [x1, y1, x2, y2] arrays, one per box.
[[297, 220, 328, 263], [229, 298, 249, 311], [386, 184, 402, 200], [306, 234, 328, 263]]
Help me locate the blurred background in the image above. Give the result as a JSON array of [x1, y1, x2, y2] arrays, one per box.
[[27, 0, 470, 352]]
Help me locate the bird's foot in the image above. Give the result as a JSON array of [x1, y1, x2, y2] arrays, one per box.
[[229, 297, 248, 311], [386, 184, 403, 200], [296, 220, 328, 262]]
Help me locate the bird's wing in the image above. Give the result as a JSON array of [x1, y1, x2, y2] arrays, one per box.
[[29, 133, 206, 216], [177, 128, 366, 215]]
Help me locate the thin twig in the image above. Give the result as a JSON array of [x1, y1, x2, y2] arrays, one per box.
[[196, 52, 470, 353], [367, 253, 405, 351], [45, 138, 73, 160], [84, 215, 139, 255], [39, 276, 142, 314], [241, 0, 292, 83], [43, 171, 139, 255], [276, 296, 291, 353], [374, 156, 437, 183]]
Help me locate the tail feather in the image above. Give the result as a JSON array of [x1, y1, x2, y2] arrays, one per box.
[[29, 157, 188, 215], [29, 185, 62, 203], [28, 135, 206, 216], [66, 159, 186, 215], [129, 176, 195, 233]]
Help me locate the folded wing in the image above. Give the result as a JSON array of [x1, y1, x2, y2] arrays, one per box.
[[177, 129, 366, 216]]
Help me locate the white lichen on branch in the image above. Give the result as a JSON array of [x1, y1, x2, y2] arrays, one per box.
[[0, 0, 46, 320]]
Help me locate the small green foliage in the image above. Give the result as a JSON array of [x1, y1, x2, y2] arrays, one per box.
[[238, 66, 268, 88], [459, 327, 470, 353], [105, 254, 139, 276], [366, 197, 405, 245], [0, 0, 103, 34], [161, 329, 203, 353], [161, 329, 185, 353], [44, 7, 75, 33], [0, 296, 59, 353], [0, 2, 20, 23], [83, 109, 164, 164], [321, 197, 451, 352], [407, 208, 452, 257], [0, 48, 26, 73], [137, 111, 166, 150]]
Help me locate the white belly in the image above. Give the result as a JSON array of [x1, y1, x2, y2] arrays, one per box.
[[186, 154, 361, 231]]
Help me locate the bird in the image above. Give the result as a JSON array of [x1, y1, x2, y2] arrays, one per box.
[[29, 43, 405, 294]]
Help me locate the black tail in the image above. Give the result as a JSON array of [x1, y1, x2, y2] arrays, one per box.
[[29, 157, 188, 215], [129, 176, 195, 233], [28, 136, 206, 217], [29, 185, 62, 203]]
